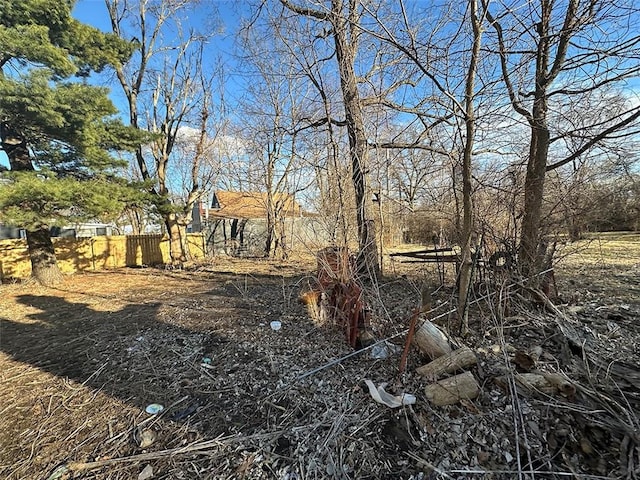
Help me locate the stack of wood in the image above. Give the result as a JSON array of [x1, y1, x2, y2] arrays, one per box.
[[413, 321, 480, 406]]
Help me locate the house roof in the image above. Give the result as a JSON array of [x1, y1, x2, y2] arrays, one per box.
[[205, 191, 303, 219]]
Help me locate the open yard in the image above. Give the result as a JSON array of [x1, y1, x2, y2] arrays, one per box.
[[1, 236, 639, 480]]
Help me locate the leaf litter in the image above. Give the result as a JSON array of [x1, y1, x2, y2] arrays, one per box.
[[0, 254, 638, 479]]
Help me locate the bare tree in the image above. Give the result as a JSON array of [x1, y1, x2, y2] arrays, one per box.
[[455, 0, 486, 332], [233, 23, 317, 258], [106, 0, 222, 263], [356, 0, 491, 330], [279, 0, 380, 276], [484, 0, 640, 277]]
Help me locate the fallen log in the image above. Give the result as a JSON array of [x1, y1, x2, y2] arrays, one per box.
[[495, 373, 557, 395], [424, 371, 480, 406], [413, 320, 451, 360], [416, 346, 477, 378]]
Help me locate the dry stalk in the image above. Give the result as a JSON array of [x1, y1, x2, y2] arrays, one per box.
[[398, 308, 420, 374], [485, 280, 535, 480], [48, 429, 297, 478]]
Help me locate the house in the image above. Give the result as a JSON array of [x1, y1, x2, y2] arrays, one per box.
[[209, 190, 302, 220], [192, 190, 311, 256], [191, 190, 304, 232], [0, 222, 114, 240]]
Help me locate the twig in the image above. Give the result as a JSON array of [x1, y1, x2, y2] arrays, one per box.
[[405, 451, 455, 479], [446, 469, 616, 479], [49, 429, 293, 478]]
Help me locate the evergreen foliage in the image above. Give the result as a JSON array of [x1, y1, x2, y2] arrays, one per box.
[[0, 0, 145, 232]]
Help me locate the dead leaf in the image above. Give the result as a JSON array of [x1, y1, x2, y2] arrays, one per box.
[[138, 464, 153, 480]]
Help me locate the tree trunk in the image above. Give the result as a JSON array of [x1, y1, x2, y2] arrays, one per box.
[[331, 0, 379, 278], [26, 227, 65, 286], [276, 217, 288, 260], [230, 218, 239, 239], [458, 0, 483, 333], [165, 214, 190, 264], [519, 103, 551, 279], [264, 208, 274, 257], [238, 219, 247, 247], [0, 122, 64, 285]]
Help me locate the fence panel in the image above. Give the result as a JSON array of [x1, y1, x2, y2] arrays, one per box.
[[0, 233, 205, 280]]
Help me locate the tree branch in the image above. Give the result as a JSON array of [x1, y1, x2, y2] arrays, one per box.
[[484, 4, 532, 121], [546, 0, 579, 85], [368, 141, 449, 156], [546, 106, 640, 171], [279, 0, 329, 21]]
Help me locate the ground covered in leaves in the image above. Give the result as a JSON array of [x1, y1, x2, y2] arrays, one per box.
[[1, 236, 639, 480]]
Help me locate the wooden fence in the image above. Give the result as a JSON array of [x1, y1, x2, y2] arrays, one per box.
[[0, 234, 206, 280]]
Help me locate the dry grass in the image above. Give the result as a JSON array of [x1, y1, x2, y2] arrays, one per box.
[[557, 232, 640, 269], [0, 237, 638, 479], [555, 232, 640, 306]]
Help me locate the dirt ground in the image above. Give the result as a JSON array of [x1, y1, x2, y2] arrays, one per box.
[[1, 238, 639, 480]]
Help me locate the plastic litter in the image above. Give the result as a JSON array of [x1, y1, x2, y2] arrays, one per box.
[[270, 320, 282, 331], [144, 403, 164, 415], [364, 379, 416, 408], [370, 341, 402, 359]]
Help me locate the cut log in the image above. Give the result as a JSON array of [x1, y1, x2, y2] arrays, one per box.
[[416, 346, 477, 378], [413, 320, 451, 360], [495, 373, 556, 395], [424, 371, 480, 406]]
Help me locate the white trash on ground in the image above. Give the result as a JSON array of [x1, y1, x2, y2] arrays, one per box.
[[364, 379, 416, 408]]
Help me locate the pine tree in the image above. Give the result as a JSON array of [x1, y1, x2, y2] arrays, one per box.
[[0, 0, 141, 286]]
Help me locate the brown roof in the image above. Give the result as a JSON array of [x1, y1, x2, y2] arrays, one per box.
[[206, 191, 302, 219]]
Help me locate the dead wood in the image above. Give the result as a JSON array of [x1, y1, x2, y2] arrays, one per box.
[[495, 373, 557, 395], [424, 371, 480, 406], [542, 372, 576, 399], [416, 346, 477, 378], [413, 319, 452, 359]]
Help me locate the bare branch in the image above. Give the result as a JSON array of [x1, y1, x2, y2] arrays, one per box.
[[546, 106, 640, 171], [279, 0, 329, 21]]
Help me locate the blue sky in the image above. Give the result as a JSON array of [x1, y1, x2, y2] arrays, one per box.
[[73, 0, 247, 112], [73, 0, 242, 32], [73, 0, 113, 31], [0, 0, 243, 169]]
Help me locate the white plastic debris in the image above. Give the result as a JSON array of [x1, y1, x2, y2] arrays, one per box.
[[364, 379, 416, 408], [144, 403, 164, 415], [270, 320, 282, 331], [370, 341, 402, 359]]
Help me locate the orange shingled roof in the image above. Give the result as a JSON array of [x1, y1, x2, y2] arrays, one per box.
[[206, 191, 302, 219]]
